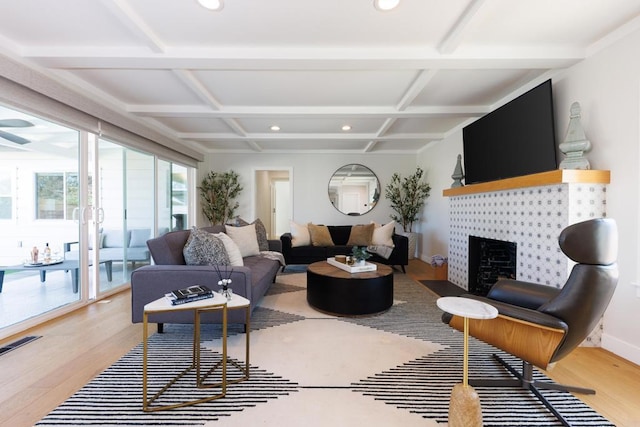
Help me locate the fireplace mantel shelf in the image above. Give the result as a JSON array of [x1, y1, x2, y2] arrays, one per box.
[[443, 169, 610, 197]]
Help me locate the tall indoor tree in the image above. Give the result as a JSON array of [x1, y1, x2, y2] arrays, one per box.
[[198, 170, 243, 225]]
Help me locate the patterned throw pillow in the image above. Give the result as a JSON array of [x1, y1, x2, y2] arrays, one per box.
[[183, 227, 230, 266], [233, 217, 269, 251]]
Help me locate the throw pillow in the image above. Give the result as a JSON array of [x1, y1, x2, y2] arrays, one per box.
[[290, 221, 311, 247], [371, 220, 396, 247], [308, 224, 334, 246], [233, 217, 269, 251], [346, 223, 375, 246], [214, 232, 244, 266], [225, 223, 261, 257], [183, 227, 230, 266]]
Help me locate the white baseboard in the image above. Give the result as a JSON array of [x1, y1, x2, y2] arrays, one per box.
[[602, 333, 640, 366]]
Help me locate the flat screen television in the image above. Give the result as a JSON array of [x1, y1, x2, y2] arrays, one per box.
[[462, 79, 558, 185]]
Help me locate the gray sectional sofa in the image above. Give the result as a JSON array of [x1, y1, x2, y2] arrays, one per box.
[[130, 225, 282, 331]]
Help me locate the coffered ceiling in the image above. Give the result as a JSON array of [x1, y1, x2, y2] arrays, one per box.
[[0, 0, 639, 155]]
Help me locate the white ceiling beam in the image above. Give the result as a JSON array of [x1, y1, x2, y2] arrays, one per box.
[[396, 69, 439, 111], [438, 0, 486, 54], [363, 140, 378, 152], [179, 132, 445, 141], [24, 46, 585, 70], [376, 118, 397, 137], [99, 0, 165, 53], [128, 105, 490, 118], [171, 70, 223, 110]]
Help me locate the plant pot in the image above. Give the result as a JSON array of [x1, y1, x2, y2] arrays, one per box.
[[399, 231, 418, 260]]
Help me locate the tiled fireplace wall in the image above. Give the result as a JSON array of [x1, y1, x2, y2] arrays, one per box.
[[447, 182, 608, 344], [448, 183, 607, 289]]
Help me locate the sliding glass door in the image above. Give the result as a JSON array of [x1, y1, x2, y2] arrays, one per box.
[[95, 140, 154, 295], [0, 103, 194, 337], [0, 105, 81, 330]]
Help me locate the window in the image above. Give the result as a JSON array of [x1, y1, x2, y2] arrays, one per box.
[[0, 169, 11, 219], [35, 172, 80, 220]]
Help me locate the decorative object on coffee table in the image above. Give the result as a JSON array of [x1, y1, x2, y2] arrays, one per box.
[[384, 167, 431, 259], [437, 296, 498, 427], [351, 246, 371, 266], [559, 102, 591, 170]]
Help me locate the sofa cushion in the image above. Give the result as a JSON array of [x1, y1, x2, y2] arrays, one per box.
[[233, 218, 269, 251], [130, 228, 150, 248], [103, 230, 128, 248], [214, 232, 244, 266], [308, 224, 334, 246], [226, 223, 260, 257], [290, 221, 311, 247], [371, 221, 396, 247], [183, 228, 230, 266], [347, 224, 374, 246]]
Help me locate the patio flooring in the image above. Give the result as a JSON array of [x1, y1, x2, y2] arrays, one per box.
[[0, 263, 138, 330]]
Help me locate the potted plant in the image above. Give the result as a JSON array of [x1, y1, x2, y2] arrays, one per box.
[[198, 170, 243, 225], [351, 246, 372, 266], [384, 167, 431, 259]]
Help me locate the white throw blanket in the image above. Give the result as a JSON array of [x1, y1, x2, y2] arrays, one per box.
[[258, 250, 287, 266], [367, 245, 394, 260]]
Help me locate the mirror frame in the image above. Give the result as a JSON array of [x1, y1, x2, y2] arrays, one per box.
[[328, 164, 380, 216]]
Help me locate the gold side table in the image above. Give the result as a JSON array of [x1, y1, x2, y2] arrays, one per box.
[[437, 296, 498, 427], [195, 293, 251, 387], [142, 293, 229, 412]]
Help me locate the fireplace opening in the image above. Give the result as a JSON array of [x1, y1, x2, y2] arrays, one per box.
[[468, 236, 517, 296]]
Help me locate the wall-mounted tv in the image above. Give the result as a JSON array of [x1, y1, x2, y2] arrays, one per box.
[[462, 79, 558, 185]]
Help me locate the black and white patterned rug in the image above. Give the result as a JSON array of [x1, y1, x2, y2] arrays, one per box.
[[36, 273, 614, 426]]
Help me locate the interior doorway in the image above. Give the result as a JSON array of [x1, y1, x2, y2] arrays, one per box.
[[254, 169, 292, 239]]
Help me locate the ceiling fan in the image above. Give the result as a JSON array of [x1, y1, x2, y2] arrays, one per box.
[[0, 119, 34, 145]]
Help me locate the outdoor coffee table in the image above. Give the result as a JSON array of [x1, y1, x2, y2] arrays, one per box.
[[0, 259, 113, 293], [307, 260, 393, 316]]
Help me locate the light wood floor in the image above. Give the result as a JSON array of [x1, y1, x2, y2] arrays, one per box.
[[0, 259, 638, 427]]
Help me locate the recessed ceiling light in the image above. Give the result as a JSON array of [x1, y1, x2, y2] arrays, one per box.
[[342, 125, 352, 131], [374, 0, 400, 11], [197, 0, 224, 11], [270, 125, 280, 131]]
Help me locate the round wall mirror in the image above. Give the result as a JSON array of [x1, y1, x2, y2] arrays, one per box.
[[328, 164, 380, 216]]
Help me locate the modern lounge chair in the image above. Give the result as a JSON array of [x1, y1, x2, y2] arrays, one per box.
[[442, 218, 618, 426]]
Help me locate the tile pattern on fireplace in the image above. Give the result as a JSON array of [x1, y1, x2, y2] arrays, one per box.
[[448, 182, 607, 344]]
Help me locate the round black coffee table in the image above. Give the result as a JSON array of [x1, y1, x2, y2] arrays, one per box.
[[306, 261, 393, 316]]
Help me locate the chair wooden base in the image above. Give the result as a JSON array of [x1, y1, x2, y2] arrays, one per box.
[[471, 354, 596, 427]]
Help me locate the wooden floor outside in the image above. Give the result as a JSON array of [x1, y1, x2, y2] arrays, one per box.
[[0, 259, 638, 426]]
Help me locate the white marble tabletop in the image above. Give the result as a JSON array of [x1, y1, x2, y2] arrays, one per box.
[[144, 292, 250, 313], [436, 296, 498, 320]]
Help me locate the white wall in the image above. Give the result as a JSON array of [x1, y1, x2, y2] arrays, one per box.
[[199, 153, 416, 229], [419, 28, 640, 365]]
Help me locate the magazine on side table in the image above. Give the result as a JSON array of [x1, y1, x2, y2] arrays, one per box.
[[166, 284, 214, 305]]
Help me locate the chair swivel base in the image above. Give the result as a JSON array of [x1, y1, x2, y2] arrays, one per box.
[[470, 354, 595, 427]]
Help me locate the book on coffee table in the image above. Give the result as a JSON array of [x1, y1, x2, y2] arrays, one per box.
[[167, 285, 214, 305], [327, 257, 377, 273]]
